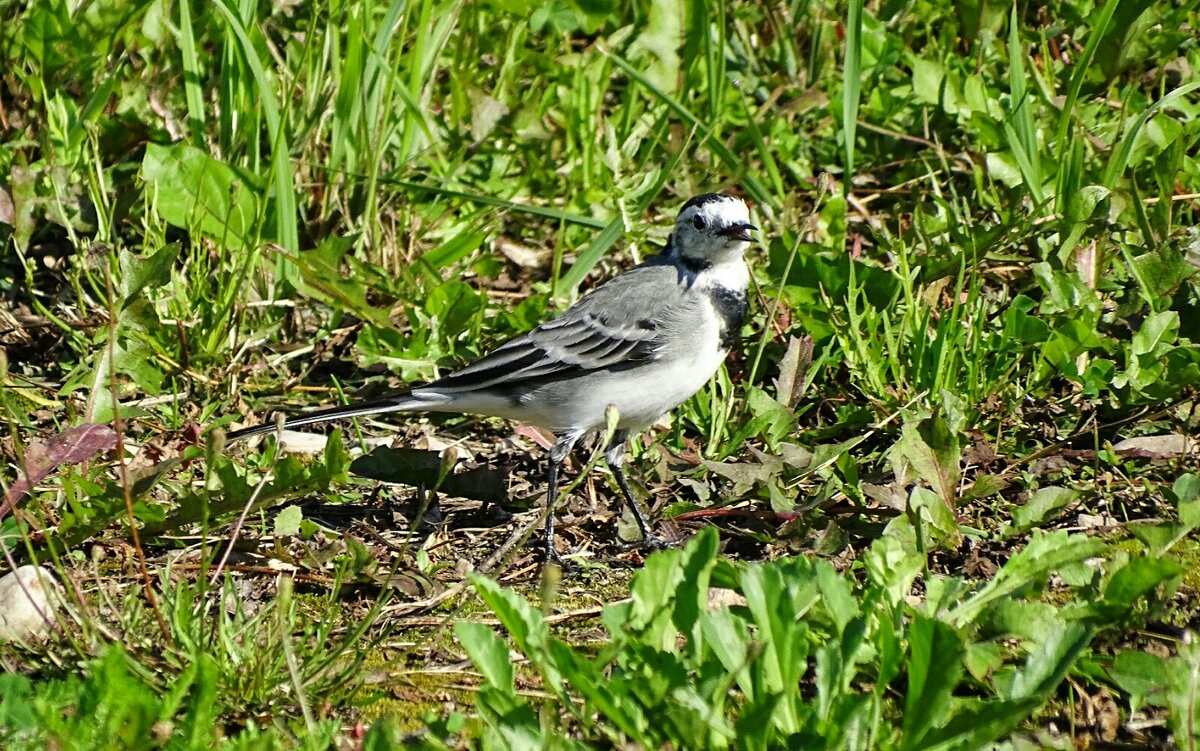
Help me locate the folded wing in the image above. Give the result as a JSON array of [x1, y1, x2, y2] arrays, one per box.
[[425, 263, 687, 394]]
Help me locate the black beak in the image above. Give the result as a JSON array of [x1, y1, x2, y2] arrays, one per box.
[[717, 221, 758, 242]]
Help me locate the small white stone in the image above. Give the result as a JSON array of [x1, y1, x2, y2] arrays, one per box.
[[276, 429, 331, 455], [1076, 513, 1114, 529], [1113, 434, 1196, 457], [0, 565, 62, 643], [706, 588, 748, 610]]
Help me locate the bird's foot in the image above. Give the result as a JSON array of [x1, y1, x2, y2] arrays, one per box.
[[541, 547, 581, 572]]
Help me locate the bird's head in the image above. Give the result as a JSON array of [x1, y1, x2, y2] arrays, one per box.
[[670, 193, 757, 268]]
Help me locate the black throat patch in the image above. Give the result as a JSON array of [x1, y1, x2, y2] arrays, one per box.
[[662, 233, 712, 276], [678, 254, 712, 275], [707, 286, 748, 350], [657, 231, 710, 274]]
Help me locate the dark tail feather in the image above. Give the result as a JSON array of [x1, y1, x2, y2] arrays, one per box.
[[226, 391, 424, 441]]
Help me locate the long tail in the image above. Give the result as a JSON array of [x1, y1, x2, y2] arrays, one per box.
[[226, 391, 437, 441]]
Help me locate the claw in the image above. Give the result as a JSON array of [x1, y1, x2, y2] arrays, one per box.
[[541, 543, 581, 572]]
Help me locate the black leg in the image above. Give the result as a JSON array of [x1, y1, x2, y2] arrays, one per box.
[[542, 456, 561, 563], [605, 433, 667, 551], [542, 431, 582, 565]]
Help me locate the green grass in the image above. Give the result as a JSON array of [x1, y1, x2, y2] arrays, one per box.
[[2, 0, 1199, 748]]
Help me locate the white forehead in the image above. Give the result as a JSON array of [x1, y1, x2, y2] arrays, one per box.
[[677, 195, 750, 225]]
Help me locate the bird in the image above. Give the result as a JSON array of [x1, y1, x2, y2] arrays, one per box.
[[226, 192, 757, 563]]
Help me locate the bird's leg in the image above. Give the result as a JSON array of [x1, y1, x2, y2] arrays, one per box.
[[542, 432, 581, 564], [542, 457, 561, 562], [605, 432, 667, 550]]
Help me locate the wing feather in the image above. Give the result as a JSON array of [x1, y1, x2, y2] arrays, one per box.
[[424, 262, 689, 395]]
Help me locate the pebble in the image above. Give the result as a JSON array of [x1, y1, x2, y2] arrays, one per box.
[[0, 565, 62, 642]]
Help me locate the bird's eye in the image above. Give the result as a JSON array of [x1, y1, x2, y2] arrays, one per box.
[[692, 215, 707, 230]]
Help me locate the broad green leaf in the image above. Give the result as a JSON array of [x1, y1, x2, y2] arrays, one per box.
[[902, 616, 964, 749], [963, 641, 1003, 682], [619, 528, 717, 656], [1095, 0, 1157, 78], [803, 436, 869, 479], [1132, 311, 1179, 356], [1081, 358, 1117, 397], [474, 685, 544, 749], [546, 640, 647, 740], [272, 505, 302, 537], [896, 411, 961, 508], [1109, 649, 1168, 702], [740, 562, 813, 731], [1098, 556, 1181, 613], [1011, 486, 1080, 533], [864, 535, 924, 608], [913, 697, 1041, 751], [918, 625, 1091, 751], [1033, 262, 1098, 313], [816, 561, 858, 634], [322, 429, 351, 485], [468, 574, 562, 694], [732, 693, 787, 751], [110, 333, 166, 397], [1130, 245, 1197, 302], [909, 486, 960, 546], [955, 0, 1006, 42], [950, 531, 1105, 627], [289, 241, 394, 327], [117, 243, 180, 309], [962, 474, 1009, 502], [702, 607, 757, 702], [813, 639, 842, 723], [1167, 639, 1200, 748], [910, 57, 943, 105], [1127, 516, 1198, 558], [985, 150, 1024, 188], [141, 142, 259, 250], [1176, 475, 1200, 529], [625, 0, 681, 92], [873, 605, 905, 690], [1064, 185, 1109, 224], [1175, 474, 1200, 505], [1008, 622, 1094, 699], [670, 526, 719, 645], [738, 386, 798, 450], [454, 621, 514, 692], [625, 543, 686, 650]]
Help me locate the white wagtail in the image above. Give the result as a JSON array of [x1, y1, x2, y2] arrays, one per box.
[[227, 193, 757, 560]]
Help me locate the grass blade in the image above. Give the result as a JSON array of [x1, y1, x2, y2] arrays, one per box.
[[842, 0, 863, 189], [211, 0, 298, 253], [1006, 4, 1044, 206], [1052, 0, 1121, 211], [177, 0, 206, 144], [604, 49, 774, 209]]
